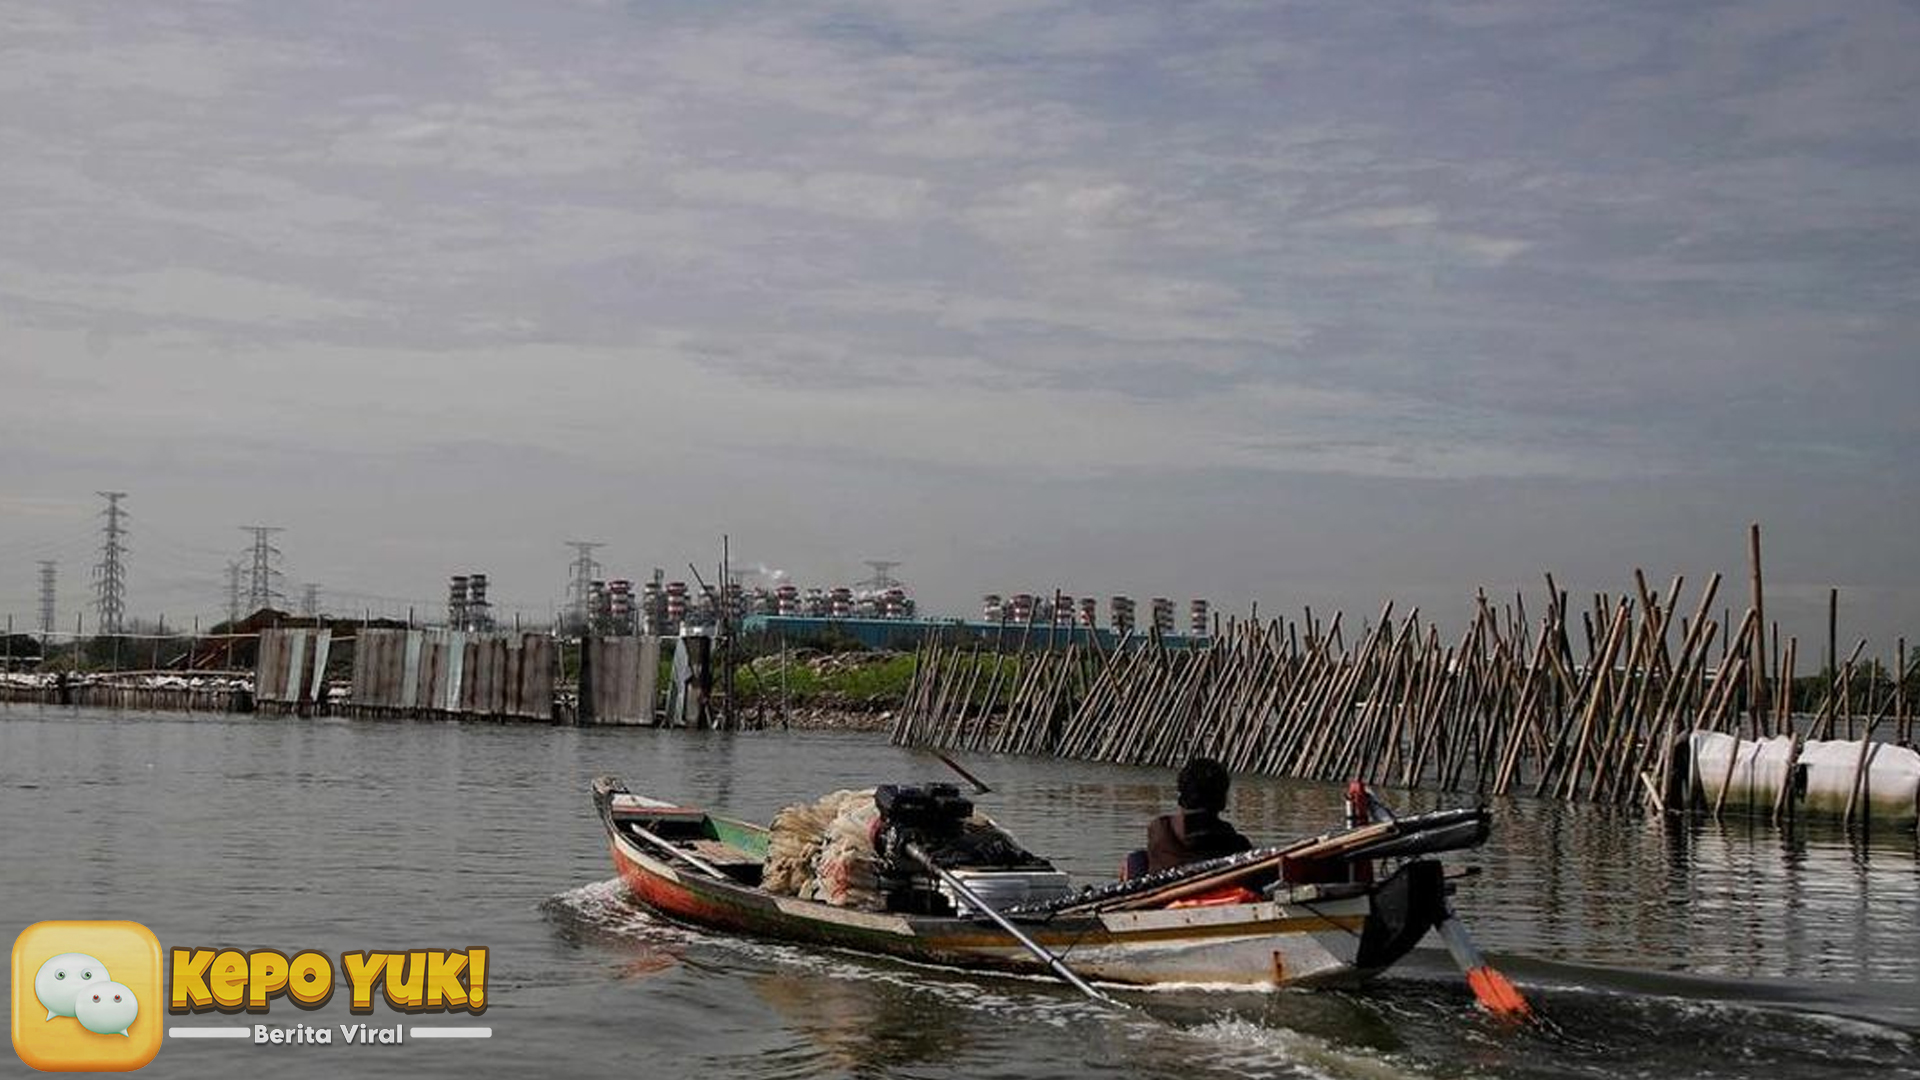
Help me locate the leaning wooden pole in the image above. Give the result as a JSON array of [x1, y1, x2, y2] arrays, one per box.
[[1748, 523, 1768, 737]]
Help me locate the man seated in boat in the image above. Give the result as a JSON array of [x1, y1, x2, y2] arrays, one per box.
[[1122, 757, 1252, 879]]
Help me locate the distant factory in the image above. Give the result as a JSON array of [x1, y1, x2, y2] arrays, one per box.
[[740, 586, 1214, 652], [442, 561, 1212, 651], [978, 592, 1213, 638]]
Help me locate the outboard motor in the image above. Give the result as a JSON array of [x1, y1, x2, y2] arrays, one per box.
[[871, 783, 1064, 914], [872, 783, 973, 913], [875, 782, 975, 839]]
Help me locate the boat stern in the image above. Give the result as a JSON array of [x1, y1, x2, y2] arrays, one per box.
[[1352, 859, 1449, 974]]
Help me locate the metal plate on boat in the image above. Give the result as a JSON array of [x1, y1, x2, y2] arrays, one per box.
[[937, 869, 1073, 914]]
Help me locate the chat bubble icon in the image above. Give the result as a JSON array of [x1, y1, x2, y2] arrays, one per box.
[[75, 980, 140, 1037], [34, 951, 111, 1021]]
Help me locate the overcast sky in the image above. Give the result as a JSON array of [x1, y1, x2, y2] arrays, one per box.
[[1, 0, 1915, 651]]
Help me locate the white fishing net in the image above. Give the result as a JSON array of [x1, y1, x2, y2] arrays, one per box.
[[762, 789, 884, 910]]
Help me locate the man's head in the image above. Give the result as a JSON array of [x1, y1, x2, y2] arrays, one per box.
[[1176, 757, 1231, 812]]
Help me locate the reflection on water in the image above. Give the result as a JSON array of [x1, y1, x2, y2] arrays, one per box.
[[1, 708, 1915, 1080], [749, 971, 971, 1076], [1452, 795, 1920, 992]]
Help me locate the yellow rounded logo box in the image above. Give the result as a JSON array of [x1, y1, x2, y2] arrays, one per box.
[[12, 921, 163, 1072]]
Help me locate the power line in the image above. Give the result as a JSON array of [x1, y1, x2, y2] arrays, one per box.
[[0, 522, 100, 561], [240, 526, 285, 611], [858, 559, 904, 592], [38, 560, 55, 634], [93, 491, 128, 634], [565, 541, 604, 631]]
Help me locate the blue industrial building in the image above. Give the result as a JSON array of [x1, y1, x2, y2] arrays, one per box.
[[737, 614, 1207, 651]]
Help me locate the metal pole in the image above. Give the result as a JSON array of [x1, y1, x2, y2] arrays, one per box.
[[904, 841, 1116, 1006], [718, 539, 727, 731]]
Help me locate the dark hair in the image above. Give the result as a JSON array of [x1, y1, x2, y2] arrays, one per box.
[[1177, 757, 1231, 812]]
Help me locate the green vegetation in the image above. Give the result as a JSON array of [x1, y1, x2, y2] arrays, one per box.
[[733, 650, 918, 710], [0, 633, 44, 669]]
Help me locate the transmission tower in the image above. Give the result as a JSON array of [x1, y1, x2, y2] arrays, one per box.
[[300, 583, 320, 617], [240, 526, 285, 612], [225, 561, 242, 626], [93, 491, 128, 634], [37, 560, 55, 634], [857, 560, 903, 592], [565, 541, 604, 632]]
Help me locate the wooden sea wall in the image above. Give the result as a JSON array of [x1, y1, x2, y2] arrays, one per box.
[[255, 627, 332, 710], [579, 636, 660, 725], [0, 678, 250, 712], [334, 628, 558, 722], [891, 565, 1915, 814]]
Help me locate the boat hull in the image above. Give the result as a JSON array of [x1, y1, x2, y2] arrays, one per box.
[[597, 783, 1447, 988]]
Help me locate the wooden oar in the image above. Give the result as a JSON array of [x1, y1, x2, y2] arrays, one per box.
[[625, 822, 731, 881], [903, 841, 1118, 1007], [931, 750, 993, 795], [1433, 903, 1532, 1022], [1346, 785, 1533, 1022]]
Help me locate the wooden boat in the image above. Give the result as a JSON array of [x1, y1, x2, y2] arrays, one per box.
[[592, 776, 1494, 990]]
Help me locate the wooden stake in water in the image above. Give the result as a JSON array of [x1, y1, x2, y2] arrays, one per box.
[[1749, 523, 1768, 735]]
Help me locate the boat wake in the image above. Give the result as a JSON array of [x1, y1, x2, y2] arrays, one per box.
[[1173, 1016, 1437, 1080], [541, 877, 668, 938], [539, 876, 710, 980]]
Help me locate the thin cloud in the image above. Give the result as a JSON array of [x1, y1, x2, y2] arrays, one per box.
[[0, 0, 1913, 641]]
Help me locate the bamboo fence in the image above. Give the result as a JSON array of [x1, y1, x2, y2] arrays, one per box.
[[891, 556, 1914, 809]]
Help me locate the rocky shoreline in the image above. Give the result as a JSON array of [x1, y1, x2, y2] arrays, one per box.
[[732, 704, 896, 733]]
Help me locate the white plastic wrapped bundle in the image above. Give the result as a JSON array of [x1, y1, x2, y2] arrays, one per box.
[[802, 797, 882, 910], [763, 789, 862, 896], [761, 789, 883, 907], [1686, 730, 1920, 825]]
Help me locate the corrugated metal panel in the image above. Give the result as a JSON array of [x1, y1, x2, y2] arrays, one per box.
[[495, 638, 509, 714], [256, 627, 336, 707], [518, 634, 554, 720], [637, 636, 659, 723], [254, 631, 282, 703], [461, 638, 482, 714], [443, 631, 466, 713], [339, 628, 554, 722], [581, 638, 634, 724], [595, 637, 648, 724], [498, 638, 520, 716], [356, 628, 408, 709], [283, 630, 307, 702], [349, 631, 367, 703], [309, 631, 332, 701], [467, 638, 490, 715], [360, 630, 384, 707], [422, 634, 448, 713], [385, 630, 406, 708], [401, 632, 423, 709]]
